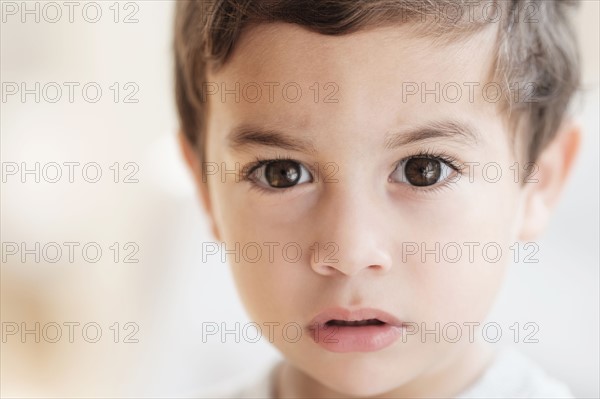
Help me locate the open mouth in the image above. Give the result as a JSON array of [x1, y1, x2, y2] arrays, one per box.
[[308, 308, 404, 352], [309, 307, 404, 329], [325, 318, 386, 327]]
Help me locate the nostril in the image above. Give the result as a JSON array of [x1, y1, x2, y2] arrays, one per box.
[[312, 261, 389, 277], [322, 265, 339, 274], [311, 263, 339, 276]]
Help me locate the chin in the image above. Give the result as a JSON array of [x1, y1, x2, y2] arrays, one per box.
[[307, 356, 414, 398], [319, 374, 399, 398]]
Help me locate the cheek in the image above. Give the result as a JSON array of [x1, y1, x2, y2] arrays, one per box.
[[407, 259, 507, 325], [399, 179, 520, 323], [216, 194, 313, 324]]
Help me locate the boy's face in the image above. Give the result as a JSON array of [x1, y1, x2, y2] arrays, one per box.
[[196, 23, 533, 395]]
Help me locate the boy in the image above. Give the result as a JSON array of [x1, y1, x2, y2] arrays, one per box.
[[175, 0, 581, 397]]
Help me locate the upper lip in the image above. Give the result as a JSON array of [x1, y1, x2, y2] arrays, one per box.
[[309, 307, 404, 328]]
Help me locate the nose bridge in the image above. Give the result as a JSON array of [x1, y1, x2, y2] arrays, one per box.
[[311, 181, 392, 276]]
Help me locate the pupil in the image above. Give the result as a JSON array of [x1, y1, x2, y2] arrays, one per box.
[[405, 158, 441, 186], [266, 160, 301, 188]]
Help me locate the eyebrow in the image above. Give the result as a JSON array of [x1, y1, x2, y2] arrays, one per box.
[[227, 120, 480, 154], [384, 120, 480, 149], [227, 124, 318, 154]]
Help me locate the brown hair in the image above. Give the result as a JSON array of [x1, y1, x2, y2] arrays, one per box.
[[174, 0, 580, 164]]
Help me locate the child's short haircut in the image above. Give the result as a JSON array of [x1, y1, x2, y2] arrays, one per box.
[[174, 0, 580, 165]]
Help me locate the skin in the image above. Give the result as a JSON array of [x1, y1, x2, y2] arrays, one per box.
[[181, 22, 580, 398]]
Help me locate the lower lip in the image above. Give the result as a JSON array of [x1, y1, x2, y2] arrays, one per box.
[[309, 323, 403, 353]]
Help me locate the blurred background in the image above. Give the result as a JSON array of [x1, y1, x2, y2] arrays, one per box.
[[1, 1, 598, 397]]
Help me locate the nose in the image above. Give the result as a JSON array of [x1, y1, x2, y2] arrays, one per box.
[[309, 188, 393, 277]]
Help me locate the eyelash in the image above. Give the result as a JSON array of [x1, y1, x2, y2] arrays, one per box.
[[393, 150, 465, 195], [398, 149, 463, 171], [240, 155, 308, 195], [240, 151, 465, 194]]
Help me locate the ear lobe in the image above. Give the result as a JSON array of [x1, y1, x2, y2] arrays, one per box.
[[517, 120, 581, 241], [178, 132, 222, 241]]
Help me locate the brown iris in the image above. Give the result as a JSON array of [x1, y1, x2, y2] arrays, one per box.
[[265, 160, 301, 188], [404, 157, 442, 186]]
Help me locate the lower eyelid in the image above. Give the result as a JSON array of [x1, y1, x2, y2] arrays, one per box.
[[390, 158, 460, 188], [244, 155, 463, 194], [244, 160, 313, 190]]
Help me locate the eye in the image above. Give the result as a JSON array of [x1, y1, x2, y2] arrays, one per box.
[[390, 156, 456, 187], [248, 159, 312, 189]]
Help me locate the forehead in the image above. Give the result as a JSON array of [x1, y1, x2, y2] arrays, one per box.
[[206, 22, 503, 151], [215, 21, 496, 78]]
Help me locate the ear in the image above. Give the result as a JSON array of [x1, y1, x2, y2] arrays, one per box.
[[517, 119, 581, 241], [178, 132, 222, 241]]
